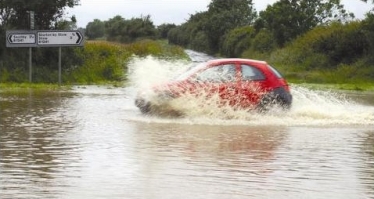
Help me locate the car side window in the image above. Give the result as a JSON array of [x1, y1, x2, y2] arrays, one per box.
[[194, 64, 236, 83], [241, 64, 265, 81]]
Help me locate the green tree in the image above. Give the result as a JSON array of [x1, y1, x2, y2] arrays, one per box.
[[124, 15, 156, 41], [257, 0, 353, 47], [187, 11, 213, 53], [361, 13, 374, 60], [203, 0, 257, 54], [276, 21, 368, 71], [168, 26, 190, 47], [105, 15, 156, 43], [221, 26, 255, 57], [55, 15, 77, 30], [251, 29, 277, 53], [0, 0, 79, 29], [105, 15, 126, 41], [86, 19, 105, 39], [167, 1, 257, 55], [157, 23, 176, 39]]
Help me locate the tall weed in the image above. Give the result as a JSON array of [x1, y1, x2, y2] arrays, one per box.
[[65, 40, 187, 84]]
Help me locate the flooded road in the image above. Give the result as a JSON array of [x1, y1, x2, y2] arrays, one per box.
[[1, 55, 374, 198], [1, 87, 374, 199]]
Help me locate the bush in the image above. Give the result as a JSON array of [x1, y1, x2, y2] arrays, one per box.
[[66, 41, 131, 84], [65, 40, 188, 84], [221, 26, 255, 57], [278, 21, 369, 70]]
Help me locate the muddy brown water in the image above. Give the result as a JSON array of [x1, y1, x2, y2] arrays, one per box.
[[0, 85, 373, 199]]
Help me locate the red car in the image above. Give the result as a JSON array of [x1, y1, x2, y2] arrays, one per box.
[[135, 58, 292, 114]]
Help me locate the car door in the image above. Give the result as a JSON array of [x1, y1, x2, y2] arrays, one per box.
[[239, 64, 268, 108], [190, 63, 238, 107]]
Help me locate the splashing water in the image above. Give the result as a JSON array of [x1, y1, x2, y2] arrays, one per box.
[[128, 56, 374, 126]]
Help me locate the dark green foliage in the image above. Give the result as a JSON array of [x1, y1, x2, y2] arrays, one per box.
[[278, 21, 369, 70], [1, 0, 374, 84], [241, 29, 277, 60], [257, 0, 353, 47], [157, 23, 176, 39], [167, 11, 210, 52], [189, 31, 210, 53], [0, 48, 29, 82], [105, 15, 126, 41], [266, 19, 374, 84], [104, 15, 156, 43], [251, 29, 277, 53], [0, 0, 79, 29], [65, 40, 187, 84], [362, 13, 374, 58], [311, 22, 368, 66], [167, 0, 256, 55], [86, 19, 105, 39], [203, 0, 257, 54], [221, 26, 255, 57], [167, 26, 190, 47]]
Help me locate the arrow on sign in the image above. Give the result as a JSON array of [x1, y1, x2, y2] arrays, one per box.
[[75, 32, 82, 44]]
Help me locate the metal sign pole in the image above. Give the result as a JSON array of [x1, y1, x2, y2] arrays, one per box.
[[29, 47, 32, 82], [29, 11, 34, 83], [58, 47, 62, 86]]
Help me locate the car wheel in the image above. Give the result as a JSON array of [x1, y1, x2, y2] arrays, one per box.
[[257, 88, 291, 112], [135, 98, 151, 114], [139, 103, 151, 114]]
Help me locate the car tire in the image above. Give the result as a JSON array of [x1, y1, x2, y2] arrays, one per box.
[[135, 98, 151, 114], [257, 87, 292, 112]]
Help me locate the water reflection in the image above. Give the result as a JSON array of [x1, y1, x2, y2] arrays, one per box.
[[0, 90, 78, 198], [1, 87, 374, 199], [134, 122, 285, 162], [131, 122, 287, 197], [361, 131, 374, 196]]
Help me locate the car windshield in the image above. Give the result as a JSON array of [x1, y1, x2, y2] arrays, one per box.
[[174, 62, 208, 81]]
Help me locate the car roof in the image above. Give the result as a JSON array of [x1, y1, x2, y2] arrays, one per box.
[[206, 58, 268, 65]]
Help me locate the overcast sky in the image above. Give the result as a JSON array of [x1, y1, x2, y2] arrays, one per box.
[[67, 0, 373, 28]]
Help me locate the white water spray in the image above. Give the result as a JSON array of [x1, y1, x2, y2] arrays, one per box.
[[128, 56, 374, 126]]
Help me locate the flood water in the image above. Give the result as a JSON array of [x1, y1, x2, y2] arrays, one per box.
[[1, 54, 374, 198]]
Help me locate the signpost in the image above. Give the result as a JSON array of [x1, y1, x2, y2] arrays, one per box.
[[29, 11, 35, 30], [6, 30, 84, 85]]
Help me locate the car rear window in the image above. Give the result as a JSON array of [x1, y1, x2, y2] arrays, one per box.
[[268, 65, 283, 78], [241, 65, 265, 81]]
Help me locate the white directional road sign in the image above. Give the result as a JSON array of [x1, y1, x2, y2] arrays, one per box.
[[6, 30, 84, 47], [6, 31, 37, 47], [9, 34, 35, 44], [37, 31, 84, 47]]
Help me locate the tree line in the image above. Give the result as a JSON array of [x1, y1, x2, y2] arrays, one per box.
[[84, 0, 373, 60], [1, 0, 374, 83], [85, 0, 374, 81], [85, 14, 178, 43]]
